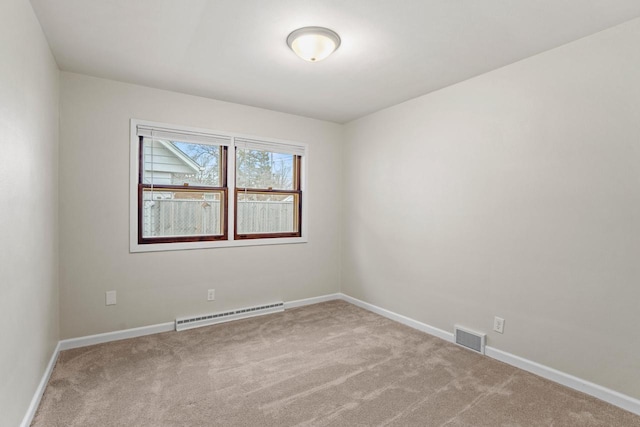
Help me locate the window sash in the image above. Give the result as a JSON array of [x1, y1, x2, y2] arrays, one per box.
[[138, 185, 228, 243], [141, 139, 226, 188], [234, 189, 302, 239], [235, 152, 301, 191], [138, 135, 229, 244], [233, 150, 302, 239]]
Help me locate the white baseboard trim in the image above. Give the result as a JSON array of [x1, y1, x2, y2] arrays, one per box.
[[485, 346, 640, 416], [60, 293, 343, 351], [339, 293, 454, 343], [59, 322, 175, 351], [339, 292, 640, 416], [284, 293, 342, 309], [20, 341, 60, 427]]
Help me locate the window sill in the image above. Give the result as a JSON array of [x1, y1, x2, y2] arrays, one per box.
[[129, 236, 308, 253]]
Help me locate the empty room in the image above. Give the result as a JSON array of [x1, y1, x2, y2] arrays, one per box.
[[2, 0, 640, 425]]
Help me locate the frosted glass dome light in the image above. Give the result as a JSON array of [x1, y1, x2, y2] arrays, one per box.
[[287, 27, 341, 62]]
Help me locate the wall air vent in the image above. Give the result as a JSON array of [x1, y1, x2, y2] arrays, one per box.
[[175, 302, 284, 332], [454, 325, 486, 354]]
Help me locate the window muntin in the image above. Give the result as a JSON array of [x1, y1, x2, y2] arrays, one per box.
[[235, 147, 301, 239], [138, 136, 228, 244]]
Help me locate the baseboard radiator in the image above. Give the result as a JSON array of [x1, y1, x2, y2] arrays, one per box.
[[175, 302, 284, 332], [454, 325, 486, 354]]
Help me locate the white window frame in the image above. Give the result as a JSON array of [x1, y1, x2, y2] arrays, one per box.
[[130, 119, 308, 253]]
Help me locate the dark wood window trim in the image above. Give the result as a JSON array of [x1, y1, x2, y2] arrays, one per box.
[[234, 154, 302, 240], [138, 137, 228, 244]]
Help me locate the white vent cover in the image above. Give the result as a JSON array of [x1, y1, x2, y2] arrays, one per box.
[[454, 325, 486, 354], [176, 302, 284, 332]]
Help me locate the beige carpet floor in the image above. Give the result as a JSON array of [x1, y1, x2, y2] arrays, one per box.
[[33, 300, 640, 426]]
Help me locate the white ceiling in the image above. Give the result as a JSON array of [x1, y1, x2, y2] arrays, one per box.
[[31, 0, 640, 123]]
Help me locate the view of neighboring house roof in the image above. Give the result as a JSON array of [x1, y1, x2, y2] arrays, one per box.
[[157, 140, 202, 173]]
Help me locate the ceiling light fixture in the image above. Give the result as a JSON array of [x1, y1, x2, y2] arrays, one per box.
[[287, 26, 341, 62]]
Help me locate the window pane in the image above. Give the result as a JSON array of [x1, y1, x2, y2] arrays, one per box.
[[142, 188, 224, 238], [236, 192, 298, 234], [236, 149, 294, 190], [142, 138, 222, 187]]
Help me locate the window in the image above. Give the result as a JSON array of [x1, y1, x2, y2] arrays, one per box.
[[138, 132, 230, 244], [235, 139, 302, 239], [130, 120, 307, 252]]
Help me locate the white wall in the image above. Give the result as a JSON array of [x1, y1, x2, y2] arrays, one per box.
[[343, 18, 640, 400], [59, 72, 342, 339], [0, 1, 60, 425]]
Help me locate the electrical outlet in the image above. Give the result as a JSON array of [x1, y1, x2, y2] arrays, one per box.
[[105, 290, 117, 306], [493, 316, 505, 334], [207, 289, 215, 301]]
